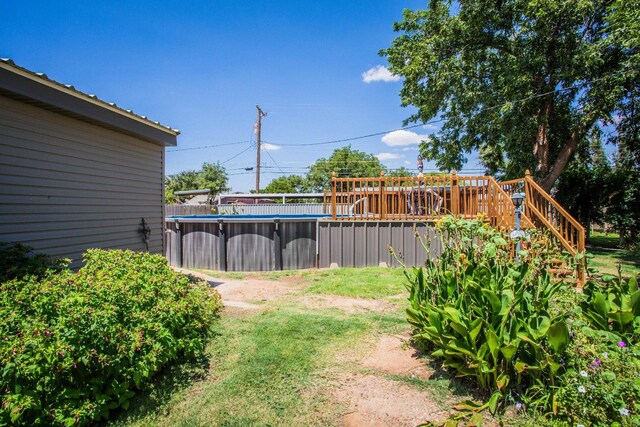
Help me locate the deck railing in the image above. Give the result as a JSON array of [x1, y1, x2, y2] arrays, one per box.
[[325, 172, 517, 228], [326, 171, 584, 248]]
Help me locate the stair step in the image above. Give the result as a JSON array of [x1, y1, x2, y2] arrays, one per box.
[[548, 268, 573, 277]]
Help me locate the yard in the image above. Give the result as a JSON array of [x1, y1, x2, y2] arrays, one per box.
[[587, 232, 640, 277], [108, 267, 493, 426], [106, 233, 639, 426]]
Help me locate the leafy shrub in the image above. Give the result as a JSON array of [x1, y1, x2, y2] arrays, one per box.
[[405, 217, 639, 425], [0, 243, 68, 282], [0, 249, 222, 426], [581, 274, 640, 342], [552, 330, 640, 426], [406, 216, 571, 414]]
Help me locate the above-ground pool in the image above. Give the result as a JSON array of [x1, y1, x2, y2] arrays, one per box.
[[165, 214, 440, 272]]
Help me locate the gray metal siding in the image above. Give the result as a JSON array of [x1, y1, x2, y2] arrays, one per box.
[[0, 95, 164, 267], [281, 221, 316, 270], [317, 221, 440, 268], [226, 222, 275, 271]]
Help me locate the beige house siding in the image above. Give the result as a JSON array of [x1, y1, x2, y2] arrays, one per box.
[[0, 94, 165, 266]]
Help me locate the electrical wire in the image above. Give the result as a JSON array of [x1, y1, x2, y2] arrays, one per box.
[[167, 140, 251, 153], [221, 143, 255, 165]]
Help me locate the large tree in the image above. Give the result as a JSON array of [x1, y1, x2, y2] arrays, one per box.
[[383, 0, 638, 190], [306, 145, 386, 191], [263, 175, 311, 194], [165, 162, 229, 203]]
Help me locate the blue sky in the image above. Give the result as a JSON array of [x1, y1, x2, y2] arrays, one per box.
[[1, 1, 484, 192]]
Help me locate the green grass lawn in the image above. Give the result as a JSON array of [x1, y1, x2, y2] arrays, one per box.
[[194, 267, 409, 299], [108, 267, 477, 427], [587, 231, 640, 277]]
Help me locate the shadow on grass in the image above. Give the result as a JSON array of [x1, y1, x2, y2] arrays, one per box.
[[103, 349, 213, 426], [396, 338, 489, 405]]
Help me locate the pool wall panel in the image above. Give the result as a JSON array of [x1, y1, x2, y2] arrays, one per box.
[[165, 218, 441, 272]]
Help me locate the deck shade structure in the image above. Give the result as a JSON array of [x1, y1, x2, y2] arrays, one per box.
[[0, 59, 179, 267]]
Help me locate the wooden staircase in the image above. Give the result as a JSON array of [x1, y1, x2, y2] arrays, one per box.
[[500, 170, 586, 286]]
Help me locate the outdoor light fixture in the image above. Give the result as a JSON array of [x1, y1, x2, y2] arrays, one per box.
[[510, 192, 526, 264], [138, 217, 151, 252], [511, 192, 525, 208]]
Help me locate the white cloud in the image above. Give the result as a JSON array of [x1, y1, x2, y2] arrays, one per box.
[[362, 65, 401, 83], [376, 152, 403, 161], [381, 130, 430, 147], [404, 160, 411, 165], [262, 143, 282, 151], [401, 146, 419, 152]]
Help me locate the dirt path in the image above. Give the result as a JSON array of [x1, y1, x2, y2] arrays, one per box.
[[177, 268, 458, 426]]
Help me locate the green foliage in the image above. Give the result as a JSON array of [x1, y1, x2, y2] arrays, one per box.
[[581, 275, 640, 342], [165, 162, 229, 203], [406, 217, 570, 414], [555, 138, 611, 233], [306, 145, 385, 191], [605, 168, 640, 247], [262, 174, 311, 194], [406, 217, 640, 425], [0, 243, 67, 282], [0, 249, 222, 426], [383, 0, 637, 188]]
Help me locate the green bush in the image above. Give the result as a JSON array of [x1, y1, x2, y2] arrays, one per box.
[[406, 216, 571, 414], [0, 249, 222, 426], [0, 243, 67, 282], [405, 217, 639, 425], [551, 331, 640, 426]]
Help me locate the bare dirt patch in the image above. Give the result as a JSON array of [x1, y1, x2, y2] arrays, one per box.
[[362, 334, 431, 380], [297, 294, 394, 314], [175, 268, 296, 307], [335, 374, 450, 427]]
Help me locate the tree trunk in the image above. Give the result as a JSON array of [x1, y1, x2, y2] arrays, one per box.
[[533, 99, 553, 174], [538, 131, 579, 192]]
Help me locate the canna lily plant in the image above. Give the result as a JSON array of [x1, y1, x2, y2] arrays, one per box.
[[405, 217, 571, 414]]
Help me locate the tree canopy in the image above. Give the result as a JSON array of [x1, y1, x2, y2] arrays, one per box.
[[305, 145, 386, 191], [383, 0, 638, 190], [165, 162, 229, 203], [262, 175, 311, 194]]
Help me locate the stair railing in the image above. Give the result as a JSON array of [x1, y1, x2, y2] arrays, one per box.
[[522, 170, 586, 284]]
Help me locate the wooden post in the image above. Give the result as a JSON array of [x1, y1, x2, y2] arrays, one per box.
[[379, 171, 386, 220], [450, 170, 460, 215], [331, 172, 337, 220], [255, 105, 267, 193]]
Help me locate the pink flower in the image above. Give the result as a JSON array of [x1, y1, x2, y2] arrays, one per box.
[[617, 341, 627, 348]]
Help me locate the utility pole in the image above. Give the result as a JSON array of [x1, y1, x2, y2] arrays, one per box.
[[255, 105, 267, 194]]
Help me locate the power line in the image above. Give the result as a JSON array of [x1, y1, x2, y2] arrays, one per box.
[[167, 140, 251, 153], [221, 143, 255, 165], [168, 68, 636, 156]]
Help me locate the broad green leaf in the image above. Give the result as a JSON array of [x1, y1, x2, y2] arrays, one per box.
[[488, 390, 501, 414], [628, 275, 638, 293], [496, 373, 509, 390], [548, 321, 570, 354], [481, 288, 501, 312], [592, 292, 609, 317], [630, 289, 640, 316], [500, 342, 519, 364], [486, 327, 499, 363], [608, 309, 635, 327]]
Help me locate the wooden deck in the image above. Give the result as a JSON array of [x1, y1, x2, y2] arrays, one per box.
[[324, 170, 586, 284]]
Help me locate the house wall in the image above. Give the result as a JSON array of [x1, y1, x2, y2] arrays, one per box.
[[0, 95, 164, 267]]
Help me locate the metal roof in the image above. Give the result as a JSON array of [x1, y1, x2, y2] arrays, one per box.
[[0, 58, 179, 145]]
